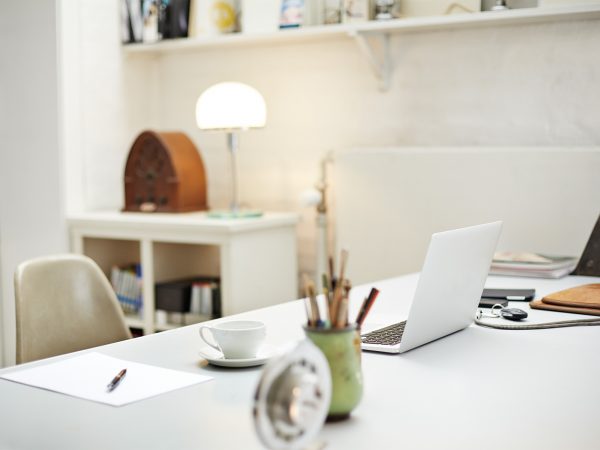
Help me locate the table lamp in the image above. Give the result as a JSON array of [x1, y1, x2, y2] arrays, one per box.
[[196, 81, 266, 218]]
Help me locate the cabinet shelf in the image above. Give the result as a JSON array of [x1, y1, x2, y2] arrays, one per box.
[[122, 4, 600, 55], [124, 315, 145, 330], [68, 211, 299, 335], [125, 313, 213, 332]]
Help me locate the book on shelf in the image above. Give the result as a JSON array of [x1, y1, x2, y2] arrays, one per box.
[[110, 264, 143, 315], [110, 268, 221, 328], [164, 0, 191, 38], [122, 0, 192, 44], [490, 252, 578, 279], [120, 0, 133, 43], [190, 280, 219, 316], [155, 276, 221, 327], [126, 0, 144, 42]]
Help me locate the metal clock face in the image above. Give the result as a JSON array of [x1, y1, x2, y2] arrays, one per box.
[[254, 340, 331, 450]]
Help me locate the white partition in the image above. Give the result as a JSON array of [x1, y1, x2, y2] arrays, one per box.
[[333, 147, 600, 285]]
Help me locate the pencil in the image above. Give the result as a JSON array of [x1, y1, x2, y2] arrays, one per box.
[[322, 273, 329, 295], [302, 274, 316, 326], [342, 279, 352, 297], [338, 249, 348, 285], [330, 249, 349, 327], [339, 279, 352, 327], [328, 256, 335, 292], [330, 284, 343, 328], [336, 296, 348, 329], [321, 287, 331, 323], [306, 280, 320, 326], [303, 297, 312, 326]]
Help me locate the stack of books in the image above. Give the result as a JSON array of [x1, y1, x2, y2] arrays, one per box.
[[490, 252, 578, 279]]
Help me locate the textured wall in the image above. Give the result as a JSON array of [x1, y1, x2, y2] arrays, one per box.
[[77, 7, 600, 281], [75, 0, 160, 211], [0, 0, 68, 367]]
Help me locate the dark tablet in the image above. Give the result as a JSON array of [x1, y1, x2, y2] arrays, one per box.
[[481, 288, 535, 301]]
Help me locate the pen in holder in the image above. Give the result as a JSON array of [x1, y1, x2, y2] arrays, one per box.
[[303, 324, 363, 421]]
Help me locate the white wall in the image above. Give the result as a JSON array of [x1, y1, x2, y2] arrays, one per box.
[[63, 5, 600, 292], [78, 12, 599, 276], [334, 147, 600, 285], [58, 0, 161, 216], [0, 1, 68, 367]]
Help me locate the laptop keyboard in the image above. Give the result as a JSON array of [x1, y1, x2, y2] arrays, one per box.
[[361, 321, 407, 346]]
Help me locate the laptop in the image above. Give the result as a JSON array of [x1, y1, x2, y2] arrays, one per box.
[[361, 221, 502, 354]]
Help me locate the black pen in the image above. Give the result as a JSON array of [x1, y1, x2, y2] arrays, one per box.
[[106, 368, 127, 392]]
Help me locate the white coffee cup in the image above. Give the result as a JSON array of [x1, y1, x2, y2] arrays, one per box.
[[199, 320, 266, 359]]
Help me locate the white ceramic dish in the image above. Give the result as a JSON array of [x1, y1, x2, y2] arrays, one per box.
[[199, 345, 274, 368]]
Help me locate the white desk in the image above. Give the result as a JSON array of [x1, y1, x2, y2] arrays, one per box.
[[1, 274, 599, 450]]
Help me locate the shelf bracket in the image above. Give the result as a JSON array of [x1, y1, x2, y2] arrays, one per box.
[[349, 31, 392, 92]]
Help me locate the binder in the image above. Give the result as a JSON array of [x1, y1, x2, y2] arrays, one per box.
[[572, 213, 600, 277]]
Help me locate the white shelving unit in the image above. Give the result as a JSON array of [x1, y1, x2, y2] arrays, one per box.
[[123, 4, 600, 90], [68, 211, 299, 335]]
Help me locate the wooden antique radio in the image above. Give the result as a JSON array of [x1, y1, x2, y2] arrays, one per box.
[[123, 130, 208, 213]]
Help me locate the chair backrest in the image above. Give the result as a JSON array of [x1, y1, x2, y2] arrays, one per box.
[[14, 254, 132, 364]]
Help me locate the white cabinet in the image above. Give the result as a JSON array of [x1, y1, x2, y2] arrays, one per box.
[[68, 211, 298, 334]]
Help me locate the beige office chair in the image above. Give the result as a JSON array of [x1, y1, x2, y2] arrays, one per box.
[[14, 254, 132, 364]]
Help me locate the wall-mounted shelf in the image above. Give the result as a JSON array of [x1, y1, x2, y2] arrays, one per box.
[[122, 4, 600, 90], [124, 4, 600, 54]]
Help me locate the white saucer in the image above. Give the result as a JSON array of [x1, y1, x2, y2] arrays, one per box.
[[199, 345, 274, 368]]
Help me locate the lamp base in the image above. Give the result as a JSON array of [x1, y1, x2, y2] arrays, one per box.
[[207, 209, 263, 219]]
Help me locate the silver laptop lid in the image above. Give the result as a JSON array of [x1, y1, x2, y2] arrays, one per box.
[[397, 221, 502, 353]]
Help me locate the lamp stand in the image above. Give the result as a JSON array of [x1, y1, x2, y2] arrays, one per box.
[[207, 131, 263, 219], [228, 131, 241, 214]]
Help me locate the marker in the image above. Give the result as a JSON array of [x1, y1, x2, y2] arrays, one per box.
[[106, 368, 127, 392], [355, 296, 369, 326], [356, 288, 380, 327]]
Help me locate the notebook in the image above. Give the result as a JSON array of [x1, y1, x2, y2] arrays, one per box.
[[361, 221, 502, 354]]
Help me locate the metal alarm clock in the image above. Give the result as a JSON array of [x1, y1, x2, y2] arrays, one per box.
[[253, 340, 331, 450]]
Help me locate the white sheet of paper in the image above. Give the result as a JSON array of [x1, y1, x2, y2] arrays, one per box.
[[0, 352, 212, 406]]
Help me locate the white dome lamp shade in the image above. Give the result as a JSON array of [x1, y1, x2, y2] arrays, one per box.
[[196, 82, 267, 218], [196, 82, 266, 131]]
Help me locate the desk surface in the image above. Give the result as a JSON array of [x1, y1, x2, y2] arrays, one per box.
[[1, 275, 599, 450]]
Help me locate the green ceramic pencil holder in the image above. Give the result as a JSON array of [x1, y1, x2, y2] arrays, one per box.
[[304, 324, 363, 421]]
